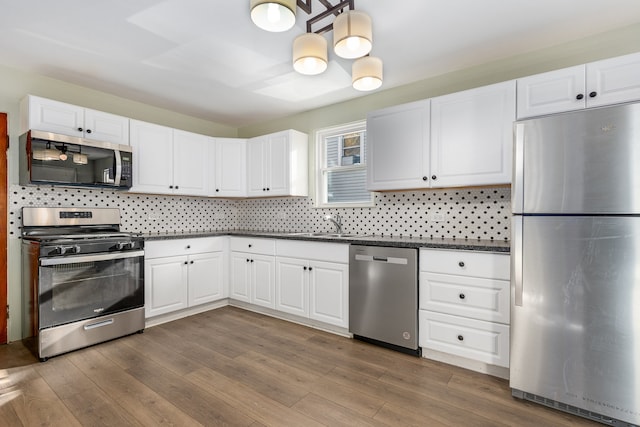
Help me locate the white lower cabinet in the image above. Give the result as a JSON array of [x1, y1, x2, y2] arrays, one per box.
[[275, 240, 349, 328], [419, 248, 510, 368], [229, 237, 276, 308], [144, 237, 227, 318]]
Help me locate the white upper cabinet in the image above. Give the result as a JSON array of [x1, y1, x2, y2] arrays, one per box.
[[209, 138, 247, 198], [430, 81, 515, 187], [586, 52, 640, 108], [366, 100, 431, 191], [130, 120, 174, 194], [247, 130, 308, 197], [172, 129, 209, 197], [130, 120, 209, 196], [21, 95, 129, 145], [517, 52, 640, 119], [516, 65, 585, 119]]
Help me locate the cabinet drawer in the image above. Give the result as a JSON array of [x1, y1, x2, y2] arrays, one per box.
[[419, 272, 509, 324], [145, 237, 225, 258], [420, 249, 509, 280], [230, 237, 276, 255], [419, 310, 509, 368], [276, 240, 348, 263]]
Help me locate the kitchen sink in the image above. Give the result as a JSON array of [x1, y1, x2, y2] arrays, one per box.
[[286, 232, 370, 238]]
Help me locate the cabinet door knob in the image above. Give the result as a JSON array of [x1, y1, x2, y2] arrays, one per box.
[[184, 261, 188, 265], [246, 259, 250, 262], [308, 267, 313, 271], [77, 127, 83, 132], [589, 91, 597, 98], [422, 176, 428, 181], [266, 188, 270, 191], [457, 335, 464, 341], [263, 188, 266, 191], [576, 94, 584, 100], [431, 175, 437, 180], [303, 266, 307, 270], [459, 293, 466, 300], [248, 244, 252, 248], [250, 259, 254, 263], [86, 129, 92, 134], [216, 189, 220, 192], [186, 245, 191, 249], [175, 186, 179, 189], [190, 260, 194, 264], [169, 185, 174, 189], [458, 261, 465, 268]]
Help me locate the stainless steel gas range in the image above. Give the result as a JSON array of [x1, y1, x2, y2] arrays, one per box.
[[21, 207, 145, 361]]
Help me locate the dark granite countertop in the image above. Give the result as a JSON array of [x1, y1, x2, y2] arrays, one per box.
[[140, 230, 510, 253]]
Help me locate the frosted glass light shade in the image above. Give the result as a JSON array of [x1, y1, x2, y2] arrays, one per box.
[[352, 56, 383, 91], [293, 33, 328, 75], [333, 10, 372, 59], [250, 0, 296, 32]]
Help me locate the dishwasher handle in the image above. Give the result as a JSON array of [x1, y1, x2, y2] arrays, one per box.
[[354, 254, 408, 265]]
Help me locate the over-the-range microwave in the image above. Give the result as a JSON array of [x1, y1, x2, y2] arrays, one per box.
[[19, 130, 133, 189]]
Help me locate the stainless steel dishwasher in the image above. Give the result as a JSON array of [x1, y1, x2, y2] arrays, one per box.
[[349, 245, 420, 356]]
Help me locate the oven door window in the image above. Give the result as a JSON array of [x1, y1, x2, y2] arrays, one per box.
[[38, 252, 143, 329]]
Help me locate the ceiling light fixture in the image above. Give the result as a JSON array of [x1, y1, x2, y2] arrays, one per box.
[[293, 32, 328, 75], [250, 0, 297, 32], [333, 10, 372, 59], [251, 0, 383, 91], [73, 146, 88, 165], [352, 55, 383, 91], [58, 144, 68, 161], [32, 141, 61, 161]]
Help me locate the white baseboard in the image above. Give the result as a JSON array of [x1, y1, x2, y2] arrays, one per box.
[[421, 347, 509, 379]]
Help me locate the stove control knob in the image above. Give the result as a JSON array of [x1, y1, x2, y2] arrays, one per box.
[[52, 246, 66, 255], [114, 241, 136, 251], [113, 242, 129, 251]]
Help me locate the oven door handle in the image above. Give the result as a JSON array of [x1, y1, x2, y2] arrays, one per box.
[[40, 250, 144, 266]]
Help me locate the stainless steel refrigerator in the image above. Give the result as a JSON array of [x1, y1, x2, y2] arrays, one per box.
[[511, 102, 640, 426]]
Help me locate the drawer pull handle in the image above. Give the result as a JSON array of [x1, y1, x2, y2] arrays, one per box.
[[458, 261, 465, 268], [457, 335, 464, 341], [459, 293, 465, 300]]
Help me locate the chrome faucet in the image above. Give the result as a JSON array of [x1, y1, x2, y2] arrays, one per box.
[[324, 214, 343, 234]]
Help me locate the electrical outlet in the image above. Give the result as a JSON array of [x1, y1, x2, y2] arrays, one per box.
[[430, 212, 445, 222]]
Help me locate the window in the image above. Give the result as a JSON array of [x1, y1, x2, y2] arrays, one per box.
[[316, 121, 374, 207]]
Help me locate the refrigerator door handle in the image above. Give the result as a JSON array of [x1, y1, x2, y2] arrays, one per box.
[[512, 216, 523, 307], [512, 123, 525, 215]]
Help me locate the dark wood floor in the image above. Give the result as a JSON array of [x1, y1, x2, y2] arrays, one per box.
[[0, 306, 599, 426]]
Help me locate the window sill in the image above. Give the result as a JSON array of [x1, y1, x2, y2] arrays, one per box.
[[314, 200, 376, 209]]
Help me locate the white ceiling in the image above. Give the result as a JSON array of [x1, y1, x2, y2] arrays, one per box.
[[1, 0, 640, 127]]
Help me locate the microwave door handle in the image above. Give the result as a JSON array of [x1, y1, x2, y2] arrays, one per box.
[[114, 150, 122, 186]]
